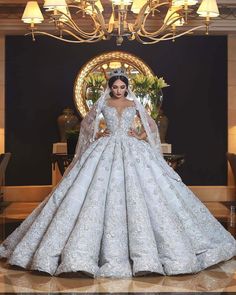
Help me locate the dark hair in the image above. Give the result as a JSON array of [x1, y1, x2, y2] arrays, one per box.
[[108, 75, 129, 97]]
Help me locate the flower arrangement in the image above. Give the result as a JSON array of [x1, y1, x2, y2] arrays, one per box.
[[131, 74, 169, 119], [149, 76, 169, 97], [85, 73, 106, 103], [84, 72, 169, 120], [131, 75, 153, 100]]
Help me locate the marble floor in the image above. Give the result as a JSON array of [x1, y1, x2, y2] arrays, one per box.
[[0, 202, 236, 293], [0, 258, 235, 293]]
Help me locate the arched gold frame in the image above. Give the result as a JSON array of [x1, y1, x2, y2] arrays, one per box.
[[74, 51, 154, 118]]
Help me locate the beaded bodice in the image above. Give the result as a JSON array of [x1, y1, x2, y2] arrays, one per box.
[[102, 103, 137, 135]]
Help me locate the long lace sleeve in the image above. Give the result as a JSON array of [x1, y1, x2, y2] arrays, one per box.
[[145, 109, 163, 156], [62, 102, 99, 177], [74, 102, 98, 160], [63, 89, 109, 177]]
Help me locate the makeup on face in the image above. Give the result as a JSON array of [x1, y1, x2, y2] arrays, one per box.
[[111, 79, 127, 99]]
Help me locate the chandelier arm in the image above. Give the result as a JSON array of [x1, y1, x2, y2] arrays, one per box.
[[139, 20, 169, 36], [93, 5, 110, 35], [67, 3, 110, 36], [67, 4, 84, 9], [60, 19, 97, 37], [57, 10, 103, 38], [139, 16, 184, 37], [25, 30, 103, 43], [62, 28, 104, 41], [138, 6, 183, 36], [59, 18, 102, 38], [53, 12, 78, 31], [156, 25, 207, 40], [132, 2, 150, 31], [135, 24, 206, 44], [133, 1, 170, 32], [135, 32, 174, 44]]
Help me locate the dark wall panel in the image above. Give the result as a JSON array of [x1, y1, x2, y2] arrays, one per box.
[[5, 35, 227, 186]]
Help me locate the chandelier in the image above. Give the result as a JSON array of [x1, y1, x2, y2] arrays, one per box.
[[21, 0, 220, 45]]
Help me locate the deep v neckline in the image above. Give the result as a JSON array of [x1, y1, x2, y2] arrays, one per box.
[[105, 100, 136, 118]]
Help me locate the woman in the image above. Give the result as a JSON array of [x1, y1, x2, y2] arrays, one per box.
[[0, 69, 235, 278]]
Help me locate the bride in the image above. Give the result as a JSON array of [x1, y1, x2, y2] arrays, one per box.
[[0, 68, 235, 278]]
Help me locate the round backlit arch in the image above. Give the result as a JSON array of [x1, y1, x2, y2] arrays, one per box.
[[74, 51, 154, 118]]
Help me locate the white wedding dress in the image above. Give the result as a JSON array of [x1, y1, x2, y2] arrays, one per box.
[[0, 101, 235, 278]]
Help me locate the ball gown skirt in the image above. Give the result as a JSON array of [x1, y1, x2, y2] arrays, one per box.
[[0, 105, 235, 278]]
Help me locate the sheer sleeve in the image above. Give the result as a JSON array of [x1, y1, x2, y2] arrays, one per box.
[[63, 88, 109, 177], [62, 102, 99, 177], [145, 109, 163, 156], [74, 102, 98, 160]]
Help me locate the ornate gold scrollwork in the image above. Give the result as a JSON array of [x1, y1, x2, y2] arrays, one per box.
[[74, 51, 154, 118]]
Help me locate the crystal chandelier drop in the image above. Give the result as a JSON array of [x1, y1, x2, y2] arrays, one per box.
[[21, 0, 220, 45]]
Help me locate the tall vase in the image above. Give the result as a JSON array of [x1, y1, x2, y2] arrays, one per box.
[[151, 88, 163, 120], [57, 108, 79, 142], [156, 108, 169, 143]]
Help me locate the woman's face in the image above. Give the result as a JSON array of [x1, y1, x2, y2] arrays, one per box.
[[110, 79, 127, 99]]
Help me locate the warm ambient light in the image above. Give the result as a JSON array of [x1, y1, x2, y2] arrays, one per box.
[[21, 0, 220, 45], [43, 0, 67, 10], [111, 0, 133, 6], [197, 0, 219, 17], [131, 0, 148, 14], [164, 7, 185, 27], [21, 1, 44, 24], [173, 0, 198, 6]]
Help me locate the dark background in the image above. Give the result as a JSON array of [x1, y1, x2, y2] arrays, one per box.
[[5, 35, 228, 186]]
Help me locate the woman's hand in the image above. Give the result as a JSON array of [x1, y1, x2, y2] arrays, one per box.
[[95, 128, 110, 140], [128, 128, 147, 141]]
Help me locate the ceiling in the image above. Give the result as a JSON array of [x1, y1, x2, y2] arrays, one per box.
[[0, 0, 235, 36]]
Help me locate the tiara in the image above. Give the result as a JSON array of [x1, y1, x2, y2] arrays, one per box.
[[109, 68, 129, 79]]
